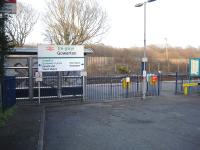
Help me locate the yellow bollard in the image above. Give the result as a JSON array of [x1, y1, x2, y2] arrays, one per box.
[[183, 86, 188, 96], [122, 77, 130, 89], [122, 78, 127, 89], [183, 83, 198, 96]]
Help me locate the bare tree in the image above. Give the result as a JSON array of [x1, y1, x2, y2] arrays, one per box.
[[6, 2, 38, 47], [44, 0, 109, 45]]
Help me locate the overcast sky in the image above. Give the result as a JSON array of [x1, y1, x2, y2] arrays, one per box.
[[18, 0, 200, 48]]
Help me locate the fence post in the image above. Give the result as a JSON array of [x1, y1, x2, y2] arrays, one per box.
[[82, 76, 84, 101], [157, 73, 160, 96], [126, 82, 129, 98], [175, 72, 178, 94], [181, 75, 184, 92], [28, 57, 33, 100], [82, 75, 85, 101], [58, 72, 62, 99], [188, 74, 192, 95], [110, 77, 113, 99], [1, 77, 4, 112], [136, 75, 139, 93]]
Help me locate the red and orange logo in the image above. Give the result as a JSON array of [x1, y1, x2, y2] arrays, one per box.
[[46, 45, 55, 51]]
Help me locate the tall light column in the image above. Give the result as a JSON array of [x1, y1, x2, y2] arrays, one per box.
[[135, 0, 157, 99]]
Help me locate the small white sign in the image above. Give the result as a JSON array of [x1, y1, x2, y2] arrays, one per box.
[[126, 77, 130, 83], [81, 71, 87, 76], [35, 72, 43, 82], [142, 57, 148, 62], [143, 70, 147, 77], [38, 58, 84, 72]]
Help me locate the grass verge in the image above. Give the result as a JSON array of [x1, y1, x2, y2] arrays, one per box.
[[0, 106, 16, 128]]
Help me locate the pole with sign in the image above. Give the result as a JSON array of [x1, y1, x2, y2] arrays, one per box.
[[35, 72, 43, 104], [37, 44, 85, 100], [81, 71, 87, 101]]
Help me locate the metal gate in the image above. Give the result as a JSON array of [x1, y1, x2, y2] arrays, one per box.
[[85, 56, 160, 102], [85, 75, 160, 102], [5, 56, 83, 103]]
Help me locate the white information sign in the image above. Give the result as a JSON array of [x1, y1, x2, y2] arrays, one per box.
[[38, 44, 84, 72], [126, 77, 130, 83], [190, 59, 199, 76], [35, 72, 43, 82], [38, 58, 84, 72], [81, 71, 87, 76], [142, 57, 148, 62], [143, 70, 147, 77], [38, 45, 84, 58]]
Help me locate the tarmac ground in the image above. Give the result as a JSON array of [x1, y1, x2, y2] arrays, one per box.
[[0, 95, 200, 150]]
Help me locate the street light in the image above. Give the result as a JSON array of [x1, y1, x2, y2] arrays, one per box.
[[135, 0, 157, 99]]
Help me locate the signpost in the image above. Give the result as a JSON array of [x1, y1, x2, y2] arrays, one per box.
[[189, 58, 200, 76], [35, 72, 43, 104], [0, 0, 16, 14]]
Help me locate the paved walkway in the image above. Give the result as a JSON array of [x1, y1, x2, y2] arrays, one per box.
[[44, 95, 200, 150], [0, 95, 200, 150]]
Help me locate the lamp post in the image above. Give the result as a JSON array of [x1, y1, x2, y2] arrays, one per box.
[[164, 38, 169, 73], [135, 0, 157, 99]]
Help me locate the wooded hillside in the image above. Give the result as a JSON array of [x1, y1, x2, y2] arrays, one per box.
[[86, 44, 200, 75]]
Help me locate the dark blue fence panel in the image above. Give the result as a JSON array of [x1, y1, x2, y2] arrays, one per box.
[[16, 89, 29, 98], [62, 87, 83, 95], [2, 76, 16, 110]]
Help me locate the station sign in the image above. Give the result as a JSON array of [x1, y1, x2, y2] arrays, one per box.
[[0, 0, 16, 14], [38, 44, 84, 58], [189, 58, 200, 76], [38, 44, 84, 72]]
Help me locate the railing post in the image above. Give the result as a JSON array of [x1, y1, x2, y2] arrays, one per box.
[[82, 74, 87, 101], [188, 74, 192, 95], [181, 75, 184, 92], [136, 75, 139, 93], [110, 76, 113, 99], [175, 72, 178, 95], [58, 72, 62, 99], [1, 77, 4, 112], [157, 73, 160, 96], [126, 82, 129, 98], [28, 57, 33, 100]]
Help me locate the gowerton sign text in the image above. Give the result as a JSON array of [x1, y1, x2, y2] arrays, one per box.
[[38, 45, 84, 58]]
